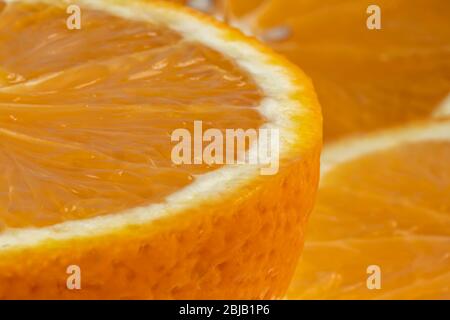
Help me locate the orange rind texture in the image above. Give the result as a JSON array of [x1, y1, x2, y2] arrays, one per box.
[[0, 152, 320, 299]]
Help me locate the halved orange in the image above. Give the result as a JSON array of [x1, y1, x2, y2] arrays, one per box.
[[197, 0, 450, 141], [0, 0, 322, 299], [287, 118, 450, 299]]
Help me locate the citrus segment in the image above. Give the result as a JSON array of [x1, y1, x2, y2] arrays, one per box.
[[287, 120, 450, 299]]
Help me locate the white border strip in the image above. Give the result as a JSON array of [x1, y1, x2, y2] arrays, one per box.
[[321, 120, 450, 178]]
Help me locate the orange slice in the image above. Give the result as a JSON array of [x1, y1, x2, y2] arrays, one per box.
[[0, 0, 322, 299], [287, 118, 450, 299], [197, 0, 450, 141]]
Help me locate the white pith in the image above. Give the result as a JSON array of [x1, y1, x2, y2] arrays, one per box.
[[433, 93, 450, 118], [0, 0, 314, 250], [321, 120, 450, 179]]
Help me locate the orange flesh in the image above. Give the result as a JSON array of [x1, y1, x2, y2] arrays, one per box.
[[0, 2, 264, 229], [288, 140, 450, 299]]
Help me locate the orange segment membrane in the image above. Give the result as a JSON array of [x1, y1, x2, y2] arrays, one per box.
[[289, 141, 450, 299], [319, 141, 450, 240], [0, 2, 264, 229]]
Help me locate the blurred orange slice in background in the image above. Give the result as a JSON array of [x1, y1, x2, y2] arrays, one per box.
[[0, 0, 322, 299], [287, 118, 450, 299], [195, 0, 450, 141]]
